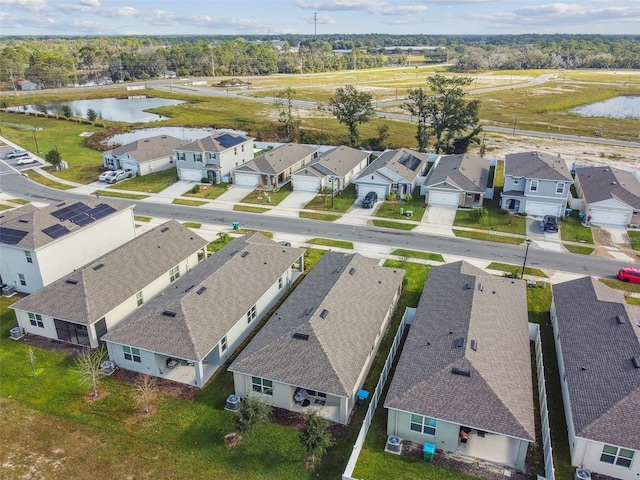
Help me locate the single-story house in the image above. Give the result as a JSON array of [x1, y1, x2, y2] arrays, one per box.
[[0, 200, 136, 294], [574, 166, 640, 226], [291, 145, 371, 193], [102, 135, 187, 176], [230, 252, 404, 425], [424, 154, 491, 207], [102, 233, 305, 388], [551, 276, 640, 480], [15, 80, 40, 91], [232, 143, 319, 188], [500, 151, 573, 217], [176, 132, 255, 184], [10, 220, 208, 348], [354, 148, 429, 201], [385, 261, 535, 471]]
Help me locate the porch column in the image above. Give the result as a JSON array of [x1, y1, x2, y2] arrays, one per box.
[[194, 361, 204, 387]]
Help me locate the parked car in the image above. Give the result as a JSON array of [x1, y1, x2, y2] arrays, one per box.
[[105, 169, 131, 184], [99, 170, 118, 182], [541, 215, 559, 232], [617, 267, 640, 283], [5, 149, 29, 160], [362, 191, 378, 208], [16, 156, 37, 165]]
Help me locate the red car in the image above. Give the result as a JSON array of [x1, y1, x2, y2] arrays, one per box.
[[617, 267, 640, 283]]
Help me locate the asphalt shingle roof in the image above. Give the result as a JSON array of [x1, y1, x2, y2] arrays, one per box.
[[177, 133, 254, 154], [385, 261, 535, 442], [552, 276, 640, 451], [576, 166, 640, 208], [243, 143, 318, 175], [101, 233, 305, 361], [305, 145, 370, 178], [10, 220, 208, 324], [229, 252, 404, 397], [504, 151, 572, 181], [426, 154, 491, 192], [356, 148, 428, 184], [107, 135, 188, 163]]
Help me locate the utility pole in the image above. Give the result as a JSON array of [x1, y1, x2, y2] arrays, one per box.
[[314, 12, 317, 38], [211, 54, 215, 77]]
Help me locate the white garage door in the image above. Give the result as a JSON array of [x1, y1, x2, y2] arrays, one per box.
[[179, 168, 202, 182], [589, 208, 629, 226], [428, 190, 460, 206], [525, 201, 562, 217], [292, 177, 321, 193], [234, 172, 259, 187], [357, 183, 388, 200]]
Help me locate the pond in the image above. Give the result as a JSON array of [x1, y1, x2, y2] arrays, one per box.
[[571, 96, 640, 120], [104, 127, 247, 146], [8, 97, 185, 122]]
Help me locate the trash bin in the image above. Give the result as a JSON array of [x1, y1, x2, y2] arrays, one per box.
[[232, 221, 239, 231], [400, 207, 404, 215], [356, 389, 369, 405], [406, 210, 413, 217], [423, 442, 435, 462]]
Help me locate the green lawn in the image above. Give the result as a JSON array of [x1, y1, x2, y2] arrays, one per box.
[[134, 215, 152, 222], [183, 222, 202, 229], [184, 183, 230, 200], [172, 198, 206, 207], [240, 183, 293, 206], [390, 249, 444, 263], [628, 230, 640, 251], [111, 169, 179, 194], [487, 262, 548, 278], [563, 244, 595, 255], [560, 214, 593, 244], [304, 185, 356, 213], [453, 229, 525, 245], [307, 238, 354, 249], [233, 205, 270, 213], [375, 190, 426, 221], [372, 220, 417, 231], [454, 202, 526, 235], [25, 169, 75, 190], [599, 278, 640, 294], [299, 211, 340, 221], [94, 189, 149, 200]]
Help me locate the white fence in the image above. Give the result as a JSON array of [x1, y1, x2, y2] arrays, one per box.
[[529, 323, 555, 480], [342, 307, 415, 480]]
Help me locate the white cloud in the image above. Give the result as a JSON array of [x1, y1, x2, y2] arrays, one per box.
[[79, 0, 99, 6], [294, 0, 388, 12], [378, 5, 428, 15], [302, 12, 336, 24], [0, 0, 49, 12]]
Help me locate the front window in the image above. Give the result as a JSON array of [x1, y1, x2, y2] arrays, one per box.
[[556, 182, 565, 194], [601, 445, 634, 468], [246, 305, 257, 323], [278, 276, 283, 290], [136, 291, 144, 307], [18, 273, 26, 286], [25, 251, 33, 263], [169, 265, 180, 283], [28, 312, 44, 328], [123, 346, 141, 363], [194, 153, 203, 163], [530, 179, 539, 192], [410, 414, 437, 435], [177, 152, 185, 161], [252, 376, 273, 395], [221, 336, 228, 352]]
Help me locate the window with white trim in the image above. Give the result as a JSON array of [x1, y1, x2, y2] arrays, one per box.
[[556, 182, 565, 194], [221, 336, 228, 352], [410, 414, 437, 435], [123, 346, 141, 363], [530, 180, 539, 192], [169, 265, 180, 283], [247, 305, 257, 323], [278, 276, 283, 290], [18, 273, 26, 286], [251, 376, 273, 395], [29, 312, 44, 328], [177, 152, 185, 161], [25, 251, 33, 263], [600, 445, 634, 468], [136, 291, 144, 307], [194, 153, 203, 163]]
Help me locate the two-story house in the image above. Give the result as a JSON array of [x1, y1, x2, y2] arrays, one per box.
[[500, 151, 572, 217], [176, 133, 255, 183]]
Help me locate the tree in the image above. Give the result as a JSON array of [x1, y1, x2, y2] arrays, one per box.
[[329, 85, 375, 146], [74, 347, 108, 398], [404, 87, 431, 152], [423, 74, 481, 154], [133, 374, 157, 414], [299, 411, 334, 466], [61, 105, 73, 119], [87, 108, 98, 122], [275, 87, 300, 142], [234, 397, 272, 434], [45, 148, 62, 169], [471, 207, 488, 223]]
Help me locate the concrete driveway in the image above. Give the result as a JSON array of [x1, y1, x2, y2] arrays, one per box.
[[265, 191, 317, 218], [204, 185, 254, 210], [414, 205, 457, 236], [334, 198, 380, 225], [592, 225, 637, 262], [526, 216, 565, 252]]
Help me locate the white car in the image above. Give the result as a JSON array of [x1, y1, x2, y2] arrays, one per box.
[[99, 170, 118, 182], [5, 149, 29, 160], [16, 156, 37, 165]]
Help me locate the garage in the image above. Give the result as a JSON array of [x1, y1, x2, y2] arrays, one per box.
[[178, 168, 203, 182], [356, 183, 388, 200], [525, 201, 563, 217], [428, 190, 460, 206], [588, 208, 629, 226], [292, 176, 321, 193], [233, 172, 259, 187]]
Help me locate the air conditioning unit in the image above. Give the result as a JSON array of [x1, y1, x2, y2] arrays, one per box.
[[99, 361, 116, 376], [575, 469, 591, 480], [9, 326, 24, 339], [2, 285, 16, 297], [225, 394, 240, 412], [385, 435, 402, 454]]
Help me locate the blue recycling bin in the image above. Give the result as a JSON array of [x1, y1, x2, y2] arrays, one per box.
[[423, 442, 435, 462], [356, 389, 369, 405], [232, 221, 239, 231]]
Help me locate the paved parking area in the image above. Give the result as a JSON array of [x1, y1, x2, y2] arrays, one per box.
[[265, 191, 317, 218], [414, 205, 456, 236], [334, 199, 379, 225], [203, 185, 254, 210], [592, 225, 636, 262], [526, 216, 565, 252]]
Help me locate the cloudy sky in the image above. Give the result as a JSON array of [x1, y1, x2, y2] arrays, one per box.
[[1, 0, 639, 36]]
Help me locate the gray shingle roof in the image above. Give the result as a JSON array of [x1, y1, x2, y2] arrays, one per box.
[[426, 154, 491, 192], [10, 220, 208, 324], [243, 143, 319, 175], [102, 233, 305, 361], [177, 133, 254, 154], [505, 151, 572, 181], [107, 135, 188, 163], [308, 145, 370, 177], [385, 261, 535, 442], [576, 166, 640, 208], [552, 276, 640, 451], [229, 252, 404, 397], [357, 148, 428, 184], [0, 199, 131, 250]]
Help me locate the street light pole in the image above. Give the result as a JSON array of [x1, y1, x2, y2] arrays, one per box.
[[521, 239, 532, 279], [331, 177, 335, 208], [33, 130, 39, 153]]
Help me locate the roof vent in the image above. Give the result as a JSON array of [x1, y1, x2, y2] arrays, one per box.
[[293, 332, 309, 340], [65, 278, 78, 285], [304, 306, 314, 316], [451, 367, 471, 377], [470, 340, 477, 351], [632, 357, 640, 369], [453, 337, 465, 348], [616, 314, 626, 324], [184, 285, 195, 293], [320, 309, 329, 319], [465, 283, 471, 290], [349, 267, 356, 275], [92, 263, 105, 271], [196, 286, 207, 295], [241, 251, 249, 258], [18, 218, 28, 223], [161, 227, 170, 233], [478, 283, 483, 292], [162, 310, 177, 317]]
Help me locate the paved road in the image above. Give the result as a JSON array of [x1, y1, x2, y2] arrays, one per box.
[[0, 162, 628, 279]]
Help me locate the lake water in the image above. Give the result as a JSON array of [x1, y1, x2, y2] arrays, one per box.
[[9, 97, 185, 122], [571, 96, 640, 119], [104, 127, 247, 146]]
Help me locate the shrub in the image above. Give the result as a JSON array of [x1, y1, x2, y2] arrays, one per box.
[[234, 397, 273, 434], [471, 207, 488, 223], [386, 192, 398, 202], [201, 177, 211, 184], [190, 184, 201, 194], [404, 193, 413, 202]]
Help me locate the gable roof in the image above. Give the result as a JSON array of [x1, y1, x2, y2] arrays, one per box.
[[385, 261, 535, 442], [356, 148, 428, 184], [242, 143, 319, 175], [177, 133, 254, 154], [229, 252, 404, 397], [0, 200, 131, 250], [295, 145, 370, 179], [426, 154, 491, 192], [106, 135, 188, 163], [576, 166, 640, 209], [505, 151, 572, 182], [101, 233, 305, 361], [10, 220, 208, 324], [552, 276, 640, 451]]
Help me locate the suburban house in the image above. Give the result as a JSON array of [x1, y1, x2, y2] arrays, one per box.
[[0, 200, 136, 294], [175, 132, 255, 183], [385, 261, 535, 471], [232, 143, 319, 188], [15, 80, 40, 90], [574, 166, 640, 227], [551, 276, 640, 480], [102, 135, 187, 176], [10, 220, 208, 348], [424, 154, 492, 207], [354, 148, 429, 201], [500, 151, 573, 217], [230, 252, 403, 424], [290, 145, 371, 193], [102, 233, 305, 388]]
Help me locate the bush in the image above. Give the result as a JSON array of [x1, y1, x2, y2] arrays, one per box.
[[201, 177, 211, 184], [386, 192, 398, 202], [190, 184, 201, 194], [404, 193, 413, 202], [234, 397, 273, 434], [471, 207, 488, 223]]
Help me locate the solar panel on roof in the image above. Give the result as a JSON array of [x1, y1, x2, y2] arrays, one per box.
[[70, 212, 95, 227], [88, 203, 117, 220], [42, 224, 71, 239], [52, 202, 91, 221], [217, 133, 245, 149], [0, 226, 28, 245]]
